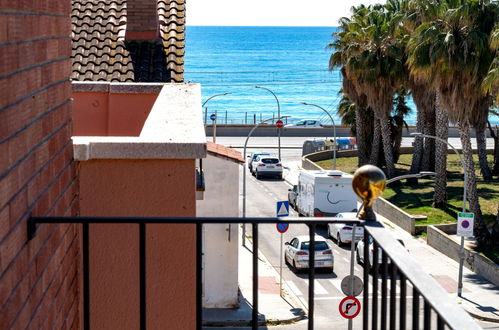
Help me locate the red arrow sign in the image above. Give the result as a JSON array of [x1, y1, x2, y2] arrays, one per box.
[[276, 120, 284, 128]]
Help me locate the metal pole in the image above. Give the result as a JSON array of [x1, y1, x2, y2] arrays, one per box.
[[254, 86, 281, 160], [243, 116, 289, 246], [300, 102, 336, 169], [204, 107, 207, 125], [411, 133, 467, 296], [348, 225, 357, 330], [225, 110, 228, 124], [213, 110, 217, 143], [280, 233, 283, 297]]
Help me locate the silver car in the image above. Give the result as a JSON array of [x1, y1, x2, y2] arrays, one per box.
[[253, 156, 283, 179], [356, 236, 406, 267], [328, 212, 364, 246], [285, 235, 334, 272]]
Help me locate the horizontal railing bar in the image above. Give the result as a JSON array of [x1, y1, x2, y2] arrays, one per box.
[[29, 216, 365, 225], [365, 222, 481, 330]]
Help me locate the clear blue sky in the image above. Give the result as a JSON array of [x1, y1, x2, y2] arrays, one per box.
[[186, 0, 385, 27]]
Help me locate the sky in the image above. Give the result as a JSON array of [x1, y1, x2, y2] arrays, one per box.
[[186, 0, 384, 27]]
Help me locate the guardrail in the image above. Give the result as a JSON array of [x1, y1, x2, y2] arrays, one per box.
[[28, 216, 481, 330]]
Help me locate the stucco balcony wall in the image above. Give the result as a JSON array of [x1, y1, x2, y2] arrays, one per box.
[[72, 83, 206, 329]]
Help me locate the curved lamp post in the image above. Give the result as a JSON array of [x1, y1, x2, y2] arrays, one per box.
[[254, 86, 281, 160], [386, 171, 436, 184], [242, 115, 290, 246], [202, 92, 232, 143], [411, 132, 468, 297], [300, 102, 337, 170]]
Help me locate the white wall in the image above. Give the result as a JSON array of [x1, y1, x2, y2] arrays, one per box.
[[196, 154, 240, 308]]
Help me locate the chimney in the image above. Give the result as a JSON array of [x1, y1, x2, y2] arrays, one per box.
[[126, 0, 159, 40]]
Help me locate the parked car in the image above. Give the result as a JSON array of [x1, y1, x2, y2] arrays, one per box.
[[284, 119, 323, 128], [328, 212, 364, 246], [284, 235, 334, 272], [247, 151, 270, 173], [356, 236, 406, 267], [288, 185, 298, 210], [253, 156, 283, 179]]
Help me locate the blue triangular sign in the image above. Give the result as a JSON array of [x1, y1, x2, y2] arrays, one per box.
[[277, 201, 289, 217]]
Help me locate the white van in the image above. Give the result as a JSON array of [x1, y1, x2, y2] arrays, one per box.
[[295, 170, 358, 217]]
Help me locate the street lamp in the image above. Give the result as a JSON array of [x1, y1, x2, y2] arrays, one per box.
[[202, 92, 232, 143], [411, 132, 468, 297], [253, 86, 282, 160], [300, 102, 337, 170], [242, 115, 290, 246], [386, 171, 436, 184]]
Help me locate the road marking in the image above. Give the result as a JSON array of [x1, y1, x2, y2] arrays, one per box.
[[329, 279, 343, 293], [285, 280, 303, 296], [302, 278, 328, 295], [342, 257, 350, 263]]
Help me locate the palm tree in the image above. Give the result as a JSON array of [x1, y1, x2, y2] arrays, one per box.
[[407, 0, 498, 245], [330, 4, 407, 178]]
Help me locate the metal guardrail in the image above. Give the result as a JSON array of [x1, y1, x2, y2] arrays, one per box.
[[28, 216, 481, 330]]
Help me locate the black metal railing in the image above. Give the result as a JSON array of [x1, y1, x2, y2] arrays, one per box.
[[28, 216, 481, 330]]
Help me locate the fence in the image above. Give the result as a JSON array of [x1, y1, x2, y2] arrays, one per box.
[[28, 216, 481, 330]]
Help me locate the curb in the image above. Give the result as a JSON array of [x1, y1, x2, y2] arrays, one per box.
[[460, 304, 499, 324]]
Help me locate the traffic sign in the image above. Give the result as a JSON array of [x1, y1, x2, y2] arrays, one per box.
[[339, 296, 361, 319], [210, 113, 217, 121], [276, 120, 284, 128], [276, 201, 289, 217], [457, 212, 474, 237], [341, 275, 363, 297], [276, 223, 289, 233]]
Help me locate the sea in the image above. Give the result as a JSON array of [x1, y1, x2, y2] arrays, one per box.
[[184, 26, 499, 126]]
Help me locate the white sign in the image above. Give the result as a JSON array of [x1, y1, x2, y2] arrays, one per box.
[[276, 201, 289, 217], [457, 212, 474, 237]]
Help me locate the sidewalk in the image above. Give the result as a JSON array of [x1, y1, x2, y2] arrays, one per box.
[[202, 238, 306, 327], [283, 160, 499, 324]]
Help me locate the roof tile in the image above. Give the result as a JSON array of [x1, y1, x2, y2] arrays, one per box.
[[207, 142, 244, 164]]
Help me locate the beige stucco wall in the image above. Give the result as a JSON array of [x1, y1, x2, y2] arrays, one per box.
[[78, 156, 197, 329], [196, 154, 240, 308]]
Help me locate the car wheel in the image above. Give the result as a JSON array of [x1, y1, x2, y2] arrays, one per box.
[[328, 227, 332, 239], [256, 171, 260, 179], [331, 266, 334, 273], [278, 174, 283, 180], [337, 234, 343, 246], [292, 260, 298, 273], [356, 250, 362, 265], [251, 169, 255, 176]]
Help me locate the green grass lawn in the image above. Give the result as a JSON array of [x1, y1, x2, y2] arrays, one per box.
[[316, 154, 498, 227]]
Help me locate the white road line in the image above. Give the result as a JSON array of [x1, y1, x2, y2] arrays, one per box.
[[342, 257, 350, 263], [285, 280, 303, 296], [329, 279, 343, 293], [302, 278, 328, 295]]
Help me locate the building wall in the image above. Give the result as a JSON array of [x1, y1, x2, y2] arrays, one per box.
[[0, 2, 79, 329], [78, 159, 197, 329], [196, 154, 240, 307]]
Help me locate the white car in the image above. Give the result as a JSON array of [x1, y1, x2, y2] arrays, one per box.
[[284, 235, 334, 272], [284, 119, 323, 128], [253, 156, 283, 179], [328, 212, 364, 246], [247, 151, 271, 173]]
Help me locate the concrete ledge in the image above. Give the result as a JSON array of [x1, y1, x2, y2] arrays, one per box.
[[72, 81, 165, 94], [427, 226, 499, 286], [373, 197, 417, 234]]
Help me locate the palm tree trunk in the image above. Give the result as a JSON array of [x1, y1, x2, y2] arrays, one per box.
[[379, 113, 396, 178], [409, 107, 425, 185], [355, 107, 370, 166], [433, 93, 448, 208], [422, 106, 436, 171], [486, 120, 499, 176], [370, 118, 381, 165], [475, 125, 493, 180], [458, 118, 483, 217]]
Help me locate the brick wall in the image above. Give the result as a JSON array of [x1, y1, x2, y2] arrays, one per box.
[[127, 0, 158, 34], [0, 2, 79, 329]]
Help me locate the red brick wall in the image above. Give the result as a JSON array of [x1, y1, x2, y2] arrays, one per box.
[[0, 2, 79, 329], [126, 0, 158, 39]]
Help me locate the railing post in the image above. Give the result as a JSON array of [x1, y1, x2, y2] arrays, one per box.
[[252, 223, 259, 330], [308, 223, 316, 330], [372, 241, 379, 330], [363, 233, 370, 330], [196, 223, 203, 330]]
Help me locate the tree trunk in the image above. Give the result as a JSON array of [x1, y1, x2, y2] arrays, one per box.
[[370, 118, 381, 166], [408, 106, 425, 185], [433, 93, 448, 208], [458, 119, 487, 246], [422, 106, 436, 171], [379, 113, 396, 178], [355, 107, 370, 167], [475, 125, 493, 180], [486, 121, 499, 175]]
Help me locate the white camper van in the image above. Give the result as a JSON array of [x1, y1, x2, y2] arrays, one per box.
[[295, 170, 358, 217]]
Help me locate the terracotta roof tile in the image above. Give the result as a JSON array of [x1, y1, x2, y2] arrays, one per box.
[[71, 0, 184, 82], [207, 142, 245, 164]]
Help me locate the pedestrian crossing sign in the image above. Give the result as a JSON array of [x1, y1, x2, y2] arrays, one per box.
[[276, 201, 289, 217]]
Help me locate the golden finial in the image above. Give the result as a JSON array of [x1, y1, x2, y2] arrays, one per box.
[[352, 165, 386, 220]]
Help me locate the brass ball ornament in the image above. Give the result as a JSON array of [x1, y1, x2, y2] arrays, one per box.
[[352, 165, 386, 220]]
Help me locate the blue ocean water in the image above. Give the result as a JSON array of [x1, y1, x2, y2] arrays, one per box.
[[185, 26, 498, 126]]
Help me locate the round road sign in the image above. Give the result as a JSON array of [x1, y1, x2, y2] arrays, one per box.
[[276, 223, 289, 233], [461, 220, 470, 229], [340, 275, 363, 297], [339, 296, 361, 319], [276, 120, 284, 128], [210, 113, 217, 121]]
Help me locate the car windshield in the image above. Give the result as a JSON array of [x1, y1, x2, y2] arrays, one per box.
[[261, 158, 279, 164], [301, 241, 329, 251]]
